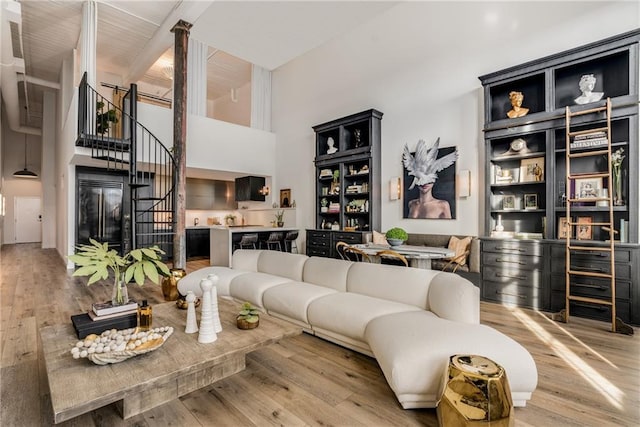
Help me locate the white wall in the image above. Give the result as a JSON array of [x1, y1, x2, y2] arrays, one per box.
[[272, 1, 640, 239]]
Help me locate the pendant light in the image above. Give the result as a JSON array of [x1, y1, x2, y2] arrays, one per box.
[[13, 135, 38, 178]]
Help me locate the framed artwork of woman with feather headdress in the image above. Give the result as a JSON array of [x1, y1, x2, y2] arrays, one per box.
[[402, 138, 458, 219]]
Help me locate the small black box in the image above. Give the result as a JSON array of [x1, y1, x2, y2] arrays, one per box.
[[71, 312, 137, 339]]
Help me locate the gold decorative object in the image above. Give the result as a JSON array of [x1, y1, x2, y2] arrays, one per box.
[[437, 354, 514, 427], [162, 268, 186, 301], [506, 91, 529, 118]]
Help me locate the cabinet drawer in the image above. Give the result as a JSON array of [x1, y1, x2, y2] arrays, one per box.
[[482, 281, 548, 310], [483, 240, 543, 256], [482, 265, 543, 287], [307, 230, 330, 241], [551, 259, 631, 280], [551, 245, 631, 263], [550, 274, 631, 300], [550, 290, 631, 323], [332, 232, 362, 244], [308, 237, 330, 248], [307, 246, 331, 257], [482, 253, 543, 271]]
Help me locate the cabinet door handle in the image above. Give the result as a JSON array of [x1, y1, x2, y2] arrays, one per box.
[[574, 282, 608, 291], [496, 258, 525, 265], [573, 266, 606, 273], [496, 273, 526, 280], [495, 246, 525, 252], [573, 302, 607, 312], [496, 291, 526, 299]]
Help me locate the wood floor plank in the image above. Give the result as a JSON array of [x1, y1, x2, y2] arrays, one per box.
[[1, 243, 638, 426]]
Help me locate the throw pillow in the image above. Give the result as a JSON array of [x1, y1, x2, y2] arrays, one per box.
[[448, 236, 472, 266], [373, 230, 388, 245]]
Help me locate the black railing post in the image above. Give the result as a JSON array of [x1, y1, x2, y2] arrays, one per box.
[[129, 83, 138, 250]]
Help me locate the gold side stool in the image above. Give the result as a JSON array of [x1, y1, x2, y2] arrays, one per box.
[[437, 354, 514, 427]]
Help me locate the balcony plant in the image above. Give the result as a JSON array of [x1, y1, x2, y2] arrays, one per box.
[[69, 239, 170, 305], [385, 227, 408, 247], [96, 101, 118, 135], [236, 302, 260, 329]]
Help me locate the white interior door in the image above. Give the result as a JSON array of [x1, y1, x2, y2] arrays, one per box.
[[15, 196, 42, 243]]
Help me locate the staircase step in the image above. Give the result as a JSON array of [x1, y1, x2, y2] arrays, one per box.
[[76, 134, 131, 151], [94, 156, 129, 164], [129, 182, 150, 188]]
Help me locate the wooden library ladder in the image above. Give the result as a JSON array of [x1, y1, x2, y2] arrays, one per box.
[[555, 98, 632, 334]]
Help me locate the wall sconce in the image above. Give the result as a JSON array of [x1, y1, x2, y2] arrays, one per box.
[[389, 176, 401, 200], [258, 186, 270, 196], [458, 170, 471, 197]]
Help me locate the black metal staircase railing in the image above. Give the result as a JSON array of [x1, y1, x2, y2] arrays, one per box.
[[77, 73, 175, 258]]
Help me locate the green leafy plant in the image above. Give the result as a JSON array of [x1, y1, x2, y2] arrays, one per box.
[[385, 227, 408, 241], [237, 302, 260, 324], [333, 169, 340, 182], [96, 101, 118, 135], [274, 210, 284, 222], [69, 238, 170, 287]]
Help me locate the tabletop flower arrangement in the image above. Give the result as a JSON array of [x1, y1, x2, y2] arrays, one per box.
[[611, 148, 625, 206], [69, 239, 170, 305]]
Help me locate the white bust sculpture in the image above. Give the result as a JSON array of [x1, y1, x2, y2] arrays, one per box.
[[574, 74, 604, 105], [326, 137, 337, 154]]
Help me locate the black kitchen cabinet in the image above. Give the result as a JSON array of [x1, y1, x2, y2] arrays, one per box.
[[186, 228, 210, 259], [235, 176, 266, 201]]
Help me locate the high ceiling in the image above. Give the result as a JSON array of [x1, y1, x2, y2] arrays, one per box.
[[3, 0, 397, 131]]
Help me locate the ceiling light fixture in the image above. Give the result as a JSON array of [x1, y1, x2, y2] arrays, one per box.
[[13, 135, 38, 179]]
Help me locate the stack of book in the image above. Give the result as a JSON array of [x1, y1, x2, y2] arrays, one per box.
[[570, 131, 608, 149], [328, 202, 341, 213], [71, 300, 138, 339]]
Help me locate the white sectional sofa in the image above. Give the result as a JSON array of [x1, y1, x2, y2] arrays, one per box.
[[178, 249, 538, 409]]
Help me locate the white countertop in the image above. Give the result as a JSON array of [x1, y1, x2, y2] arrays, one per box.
[[188, 225, 298, 233]]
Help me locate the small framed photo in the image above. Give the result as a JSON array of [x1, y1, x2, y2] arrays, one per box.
[[524, 193, 538, 210], [558, 217, 572, 239], [280, 189, 291, 208], [502, 195, 516, 210], [575, 177, 602, 200], [577, 217, 593, 240], [519, 157, 544, 182]]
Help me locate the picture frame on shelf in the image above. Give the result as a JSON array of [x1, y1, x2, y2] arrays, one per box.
[[577, 216, 593, 240], [524, 193, 538, 210], [519, 157, 544, 182], [558, 217, 572, 239], [502, 195, 516, 210], [280, 189, 291, 208], [574, 177, 602, 200]]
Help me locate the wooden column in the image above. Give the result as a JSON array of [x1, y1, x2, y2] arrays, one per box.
[[171, 20, 192, 269]]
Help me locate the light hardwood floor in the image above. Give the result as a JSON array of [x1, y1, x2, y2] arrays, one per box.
[[1, 243, 638, 426]]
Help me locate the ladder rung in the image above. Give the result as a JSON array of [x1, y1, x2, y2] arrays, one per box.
[[568, 269, 613, 279], [567, 126, 608, 136], [567, 197, 609, 204], [566, 221, 612, 227], [568, 149, 609, 158], [568, 105, 608, 117], [568, 295, 613, 306], [568, 245, 612, 252], [568, 172, 609, 179]]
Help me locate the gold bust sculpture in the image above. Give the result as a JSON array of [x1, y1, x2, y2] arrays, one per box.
[[507, 91, 529, 119]]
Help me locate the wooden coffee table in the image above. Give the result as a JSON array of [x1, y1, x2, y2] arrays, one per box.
[[40, 298, 301, 423]]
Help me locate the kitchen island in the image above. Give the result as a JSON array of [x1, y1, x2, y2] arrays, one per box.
[[209, 226, 299, 266]]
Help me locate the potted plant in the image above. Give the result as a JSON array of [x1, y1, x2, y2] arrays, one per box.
[[320, 198, 329, 212], [274, 210, 285, 227], [224, 214, 236, 226], [69, 239, 170, 306], [96, 101, 118, 135], [236, 302, 260, 329], [385, 227, 408, 247]]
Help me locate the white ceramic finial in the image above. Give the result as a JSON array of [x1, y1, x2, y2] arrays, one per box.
[[198, 278, 217, 343], [207, 273, 223, 333], [185, 291, 198, 334]]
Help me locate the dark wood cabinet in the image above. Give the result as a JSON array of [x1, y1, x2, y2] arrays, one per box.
[[186, 228, 210, 259], [235, 176, 266, 202], [305, 229, 368, 259], [478, 30, 640, 325]]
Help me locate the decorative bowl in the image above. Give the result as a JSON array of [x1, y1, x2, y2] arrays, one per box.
[[387, 238, 405, 247]]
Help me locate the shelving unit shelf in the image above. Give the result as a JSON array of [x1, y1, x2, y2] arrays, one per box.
[[478, 30, 640, 326]]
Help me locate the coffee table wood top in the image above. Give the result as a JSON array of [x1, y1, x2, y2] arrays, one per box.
[[40, 298, 301, 423]]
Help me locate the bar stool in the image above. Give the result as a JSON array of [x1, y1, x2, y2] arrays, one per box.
[[234, 233, 258, 251], [263, 232, 283, 251], [284, 230, 299, 253]]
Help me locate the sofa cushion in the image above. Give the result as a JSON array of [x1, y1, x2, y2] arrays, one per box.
[[307, 292, 421, 343], [232, 249, 263, 271], [302, 256, 353, 292], [365, 311, 537, 409], [257, 250, 308, 281], [263, 282, 338, 326], [177, 266, 248, 297], [346, 262, 440, 310], [229, 272, 293, 309]]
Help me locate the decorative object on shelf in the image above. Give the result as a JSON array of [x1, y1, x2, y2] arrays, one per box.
[[558, 217, 572, 239], [501, 138, 531, 156], [70, 239, 169, 306], [137, 300, 152, 331], [403, 138, 458, 219], [331, 221, 340, 230], [320, 198, 328, 212], [577, 217, 593, 240], [574, 74, 604, 105], [495, 215, 504, 232], [224, 214, 236, 226], [353, 129, 362, 147], [524, 194, 538, 210], [326, 137, 337, 154], [280, 188, 291, 208], [519, 157, 544, 182], [502, 195, 516, 210], [506, 91, 529, 118], [575, 177, 602, 200], [185, 291, 198, 334], [162, 268, 185, 301], [206, 274, 223, 333], [70, 326, 173, 365], [274, 210, 285, 227], [236, 302, 260, 329], [611, 148, 625, 206], [597, 188, 609, 207], [494, 165, 518, 184], [198, 278, 217, 343], [385, 227, 408, 246]]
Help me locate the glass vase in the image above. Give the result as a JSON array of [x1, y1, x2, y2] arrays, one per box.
[[613, 169, 624, 206], [111, 272, 129, 306]]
